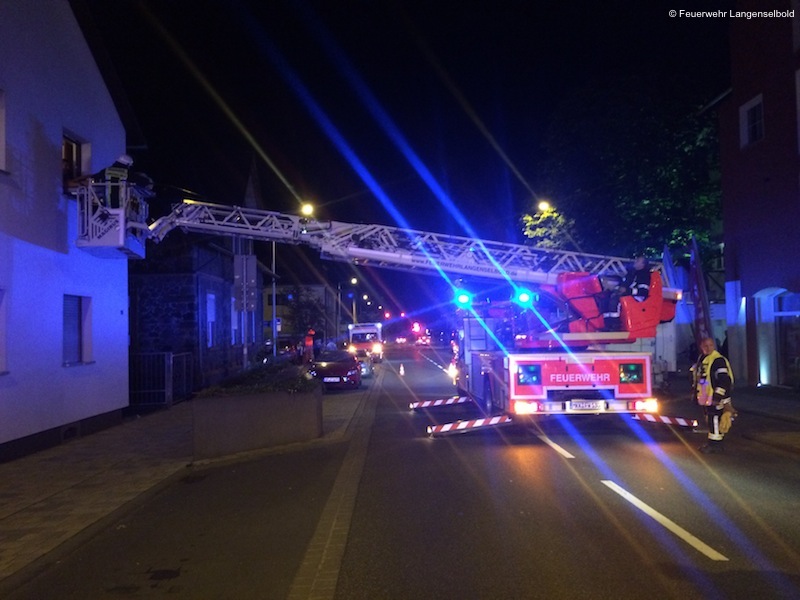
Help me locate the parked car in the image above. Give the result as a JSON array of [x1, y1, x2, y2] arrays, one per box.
[[309, 350, 362, 391], [354, 349, 374, 378]]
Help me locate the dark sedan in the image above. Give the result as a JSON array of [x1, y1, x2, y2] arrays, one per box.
[[309, 350, 362, 391]]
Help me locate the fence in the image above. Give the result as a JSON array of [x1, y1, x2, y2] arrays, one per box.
[[129, 352, 193, 408]]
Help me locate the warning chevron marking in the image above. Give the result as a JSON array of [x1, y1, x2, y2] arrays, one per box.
[[427, 415, 513, 437], [409, 396, 471, 410], [633, 414, 698, 428]]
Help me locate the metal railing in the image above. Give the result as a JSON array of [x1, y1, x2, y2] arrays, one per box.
[[129, 352, 193, 408]]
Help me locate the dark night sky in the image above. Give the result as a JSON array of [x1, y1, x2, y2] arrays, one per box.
[[78, 0, 733, 320]]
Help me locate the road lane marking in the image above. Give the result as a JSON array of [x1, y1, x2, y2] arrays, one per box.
[[535, 433, 576, 458], [421, 354, 448, 372], [601, 480, 729, 562], [288, 368, 382, 599]]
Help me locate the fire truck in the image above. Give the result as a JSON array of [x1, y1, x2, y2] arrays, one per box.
[[72, 181, 685, 433], [451, 269, 678, 425]]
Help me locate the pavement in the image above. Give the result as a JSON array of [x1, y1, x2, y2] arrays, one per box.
[[0, 388, 367, 590], [0, 380, 799, 590]]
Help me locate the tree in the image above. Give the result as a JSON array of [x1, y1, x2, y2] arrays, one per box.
[[285, 286, 325, 335], [525, 71, 722, 259], [521, 202, 581, 250]]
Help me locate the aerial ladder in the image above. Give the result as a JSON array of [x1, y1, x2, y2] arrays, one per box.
[[73, 183, 691, 435], [76, 180, 667, 286]]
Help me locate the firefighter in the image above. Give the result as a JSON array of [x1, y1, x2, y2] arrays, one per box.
[[691, 337, 735, 454], [618, 256, 651, 301], [602, 256, 652, 324], [303, 329, 315, 364]]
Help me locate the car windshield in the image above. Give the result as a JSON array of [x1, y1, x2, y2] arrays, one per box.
[[351, 333, 378, 343], [317, 350, 352, 362]]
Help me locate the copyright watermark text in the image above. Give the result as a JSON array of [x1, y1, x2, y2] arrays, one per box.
[[669, 9, 795, 19]]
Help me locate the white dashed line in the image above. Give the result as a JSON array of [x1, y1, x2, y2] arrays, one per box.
[[601, 480, 729, 561], [535, 433, 576, 459]]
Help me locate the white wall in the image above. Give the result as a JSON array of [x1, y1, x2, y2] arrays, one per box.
[[0, 0, 130, 444]]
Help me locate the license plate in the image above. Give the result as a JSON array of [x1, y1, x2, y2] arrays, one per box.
[[570, 400, 603, 411], [323, 377, 340, 383]]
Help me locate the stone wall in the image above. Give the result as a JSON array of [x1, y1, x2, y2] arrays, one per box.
[[192, 387, 323, 460]]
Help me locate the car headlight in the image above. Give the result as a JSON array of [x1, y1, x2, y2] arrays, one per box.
[[372, 343, 383, 354]]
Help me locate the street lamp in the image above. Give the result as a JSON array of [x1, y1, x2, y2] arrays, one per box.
[[352, 293, 358, 325], [338, 277, 358, 330], [272, 202, 315, 356], [271, 240, 277, 357]]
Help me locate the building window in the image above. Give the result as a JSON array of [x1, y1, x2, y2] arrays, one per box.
[[739, 94, 764, 148], [231, 297, 240, 345], [777, 293, 800, 388], [0, 90, 7, 172], [0, 289, 7, 374], [793, 0, 800, 52], [63, 294, 92, 366], [796, 71, 800, 155], [62, 136, 82, 182], [206, 293, 216, 348]]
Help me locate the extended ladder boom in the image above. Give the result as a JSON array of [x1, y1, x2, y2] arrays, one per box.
[[148, 200, 643, 284]]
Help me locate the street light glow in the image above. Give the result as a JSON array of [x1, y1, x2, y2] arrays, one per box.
[[537, 200, 551, 212], [300, 203, 314, 217]]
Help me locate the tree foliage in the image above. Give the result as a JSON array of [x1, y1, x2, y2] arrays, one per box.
[[286, 286, 326, 334], [521, 206, 579, 250], [523, 73, 722, 259]]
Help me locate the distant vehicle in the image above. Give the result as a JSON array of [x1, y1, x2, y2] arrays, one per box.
[[354, 349, 374, 378], [348, 322, 384, 362], [309, 350, 361, 391]]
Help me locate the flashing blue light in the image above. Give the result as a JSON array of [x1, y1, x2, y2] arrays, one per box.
[[513, 288, 537, 308], [454, 289, 473, 309]]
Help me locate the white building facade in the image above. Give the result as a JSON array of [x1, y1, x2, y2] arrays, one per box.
[[0, 0, 132, 454]]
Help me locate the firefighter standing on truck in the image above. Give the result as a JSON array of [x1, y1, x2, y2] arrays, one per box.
[[603, 256, 651, 320], [691, 337, 735, 454]]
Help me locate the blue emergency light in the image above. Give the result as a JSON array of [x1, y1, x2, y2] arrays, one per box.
[[512, 288, 537, 308], [454, 289, 473, 309]]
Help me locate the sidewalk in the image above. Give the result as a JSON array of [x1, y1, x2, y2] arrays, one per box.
[[722, 385, 800, 454], [657, 380, 800, 453], [0, 390, 366, 587]]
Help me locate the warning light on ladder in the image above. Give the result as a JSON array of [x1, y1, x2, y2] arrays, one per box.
[[399, 364, 405, 376], [453, 289, 473, 309]]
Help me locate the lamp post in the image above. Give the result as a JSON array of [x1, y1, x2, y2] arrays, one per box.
[[350, 277, 358, 324], [271, 203, 315, 357], [337, 277, 358, 337], [271, 240, 277, 357]]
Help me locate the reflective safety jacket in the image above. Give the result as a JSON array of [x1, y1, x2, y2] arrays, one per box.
[[692, 350, 734, 407]]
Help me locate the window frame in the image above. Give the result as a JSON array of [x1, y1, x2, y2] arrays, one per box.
[[0, 288, 7, 374], [739, 94, 764, 148], [63, 294, 93, 366], [0, 89, 7, 173]]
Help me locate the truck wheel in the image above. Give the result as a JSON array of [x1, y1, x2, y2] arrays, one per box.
[[482, 378, 494, 415]]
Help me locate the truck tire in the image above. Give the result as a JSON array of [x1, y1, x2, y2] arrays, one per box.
[[482, 377, 494, 415]]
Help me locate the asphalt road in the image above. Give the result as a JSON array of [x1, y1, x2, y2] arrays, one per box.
[[7, 347, 800, 599]]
